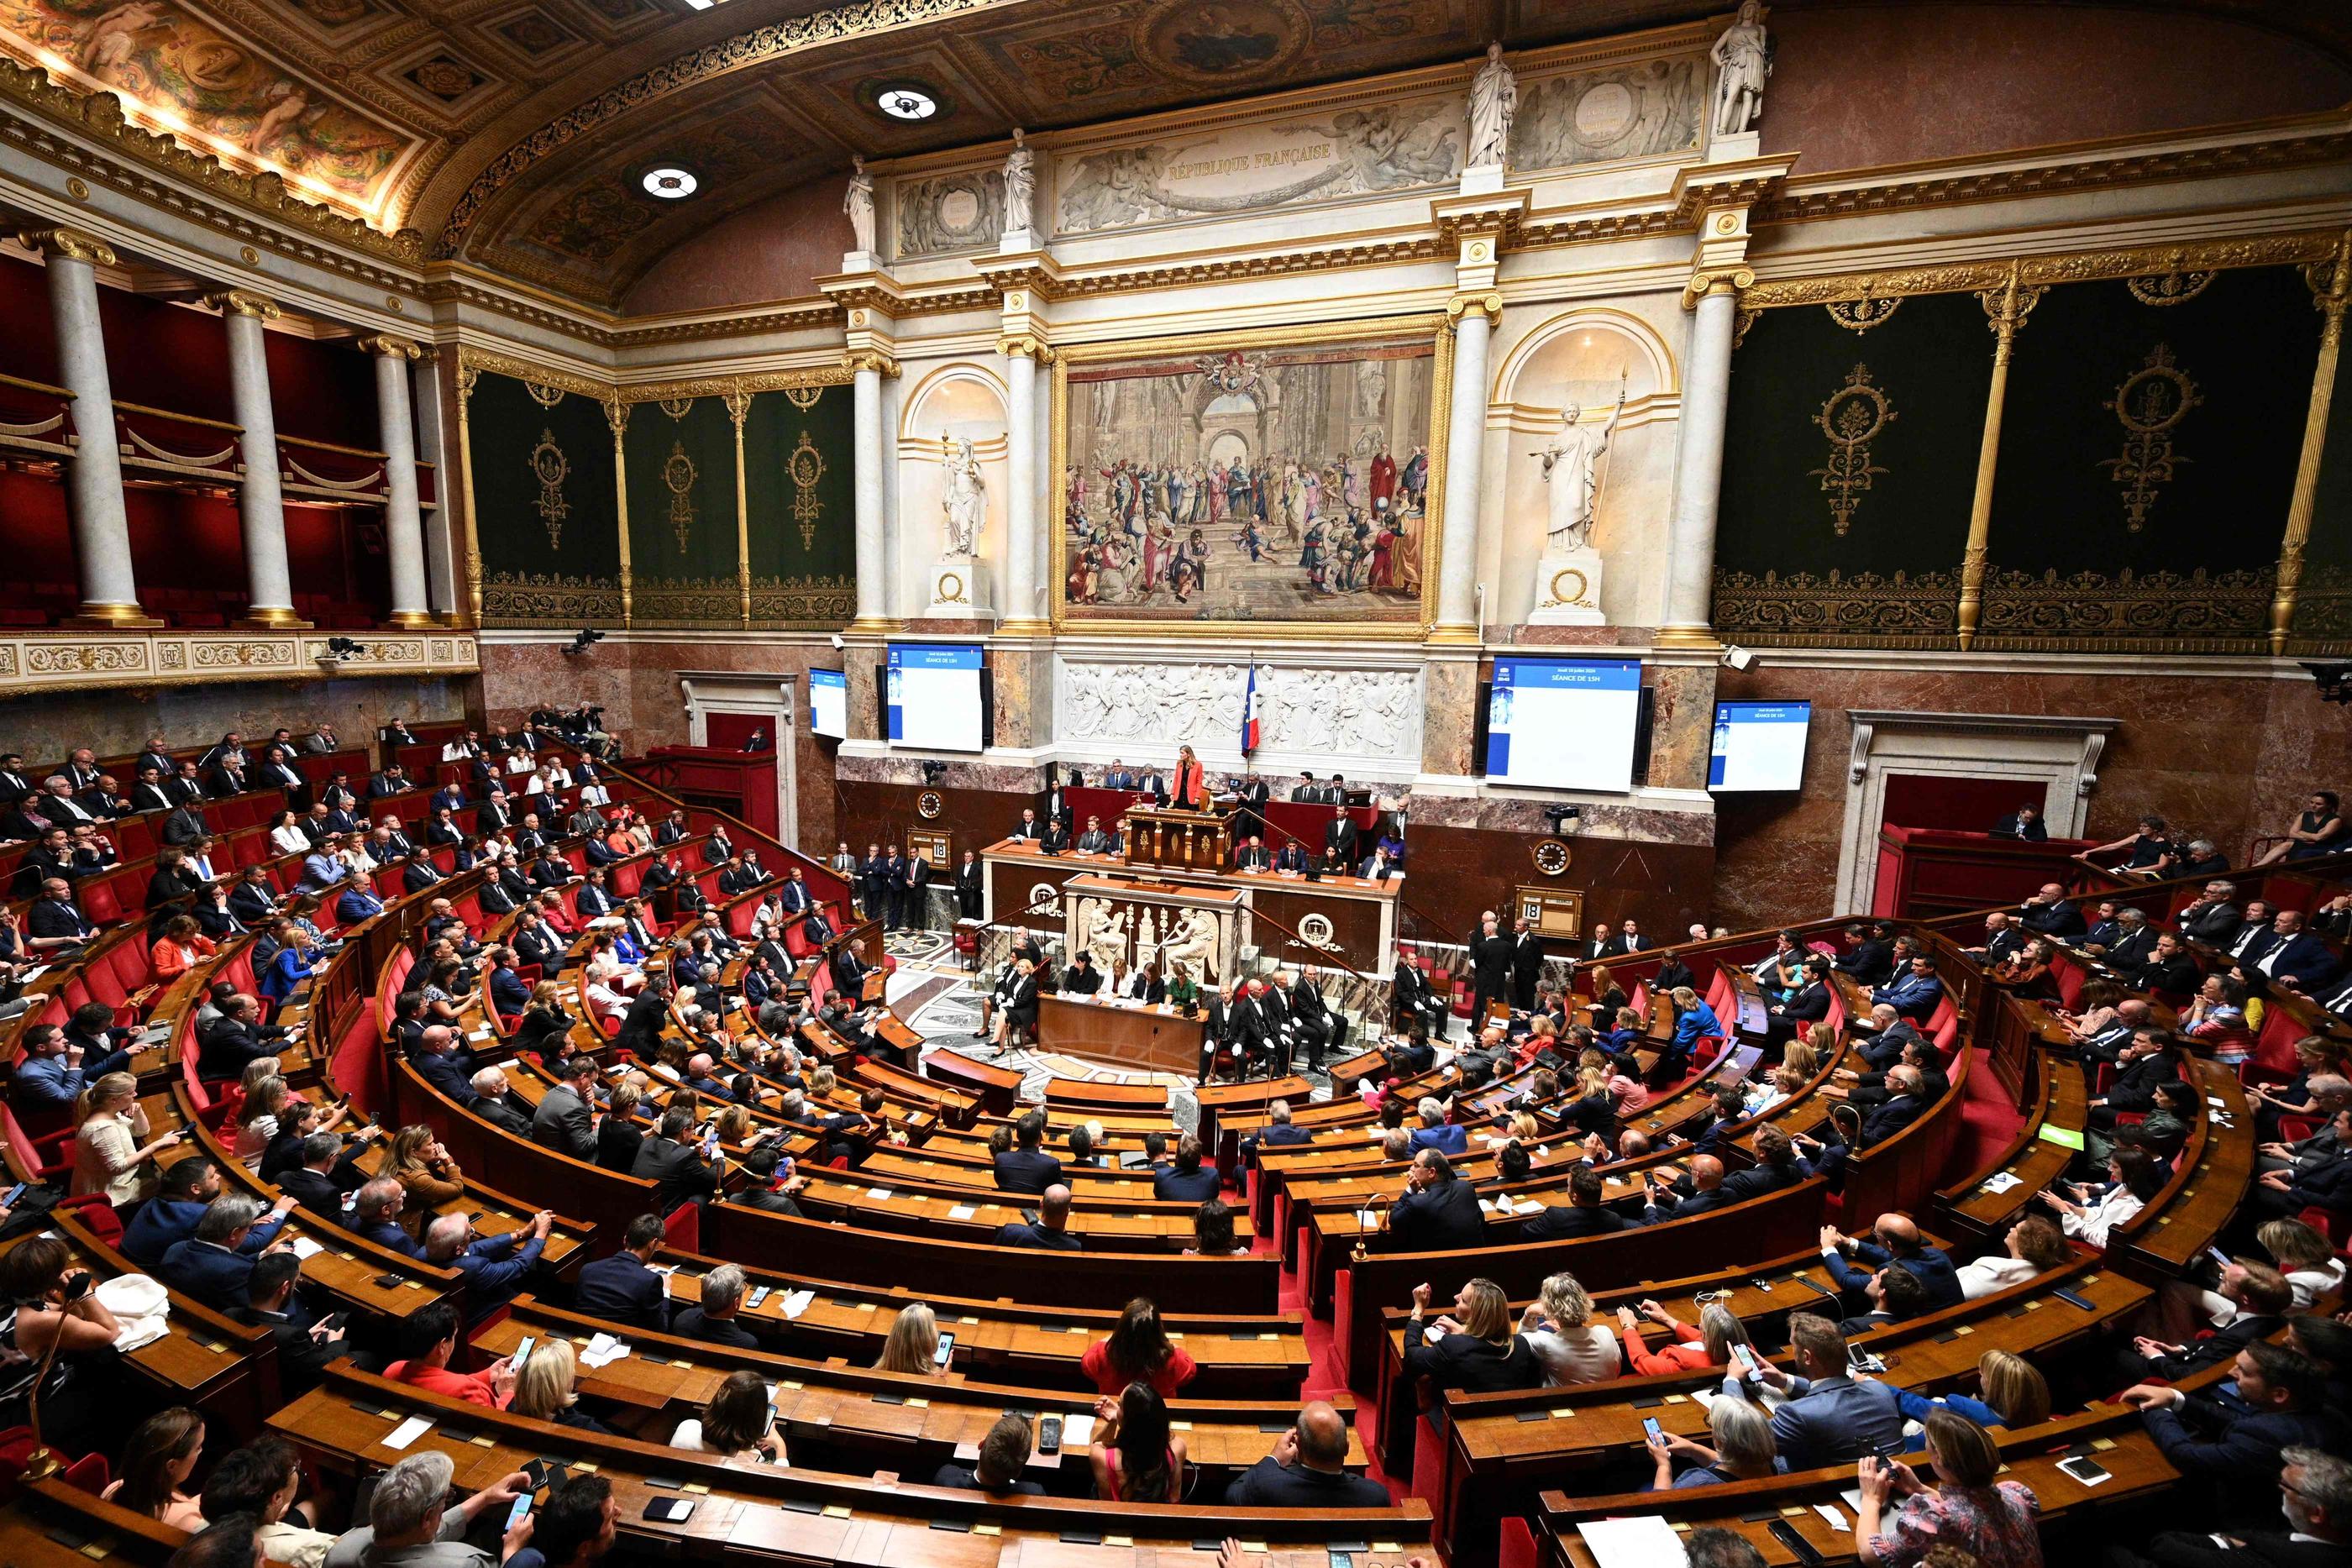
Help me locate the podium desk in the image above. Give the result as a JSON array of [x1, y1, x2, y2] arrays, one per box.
[[1038, 993, 1208, 1076]]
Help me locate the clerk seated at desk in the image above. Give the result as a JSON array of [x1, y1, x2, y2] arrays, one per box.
[[1039, 815, 1071, 853], [1076, 815, 1119, 854], [1063, 952, 1103, 995], [1360, 845, 1402, 881], [1273, 840, 1310, 873], [1012, 808, 1042, 841], [1236, 835, 1273, 871]]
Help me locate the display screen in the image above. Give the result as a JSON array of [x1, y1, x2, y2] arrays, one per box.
[[1484, 658, 1641, 791], [1709, 700, 1811, 792], [885, 644, 984, 753], [809, 669, 847, 740]]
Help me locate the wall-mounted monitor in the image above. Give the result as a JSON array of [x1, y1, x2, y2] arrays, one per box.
[[1484, 658, 1642, 792], [1709, 700, 1812, 792], [885, 643, 984, 753], [808, 668, 847, 740]]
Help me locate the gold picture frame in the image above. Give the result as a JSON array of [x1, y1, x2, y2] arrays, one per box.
[[1048, 312, 1452, 640]]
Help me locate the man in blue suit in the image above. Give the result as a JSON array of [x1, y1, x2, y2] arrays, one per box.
[[409, 1025, 480, 1108], [993, 1111, 1064, 1194], [1869, 955, 1945, 1021], [573, 1213, 671, 1333], [1819, 1213, 1961, 1313], [336, 881, 386, 925], [1739, 1313, 1906, 1469], [1405, 1098, 1468, 1157], [778, 868, 811, 915], [1241, 1099, 1315, 1165], [157, 1194, 302, 1314], [423, 1209, 552, 1322], [2124, 1342, 2340, 1523], [1152, 1135, 1223, 1203], [348, 1178, 426, 1259], [123, 1160, 292, 1269]]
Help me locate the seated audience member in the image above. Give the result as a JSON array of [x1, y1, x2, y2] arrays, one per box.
[[234, 1251, 345, 1394], [2040, 1147, 2167, 1248], [994, 1183, 1083, 1251], [1820, 1213, 1962, 1310], [9, 1019, 133, 1120], [1087, 1382, 1184, 1502], [1083, 1297, 1199, 1398], [1378, 1149, 1485, 1252], [992, 1110, 1063, 1193], [1187, 1198, 1246, 1256], [2114, 1446, 2352, 1568], [1954, 1215, 2072, 1299], [424, 1209, 554, 1322], [1735, 1312, 1906, 1468], [872, 1302, 947, 1376], [1152, 1133, 1221, 1202], [200, 1437, 338, 1568], [1221, 1400, 1392, 1507], [572, 1213, 672, 1332], [1407, 1095, 1467, 1156], [0, 1235, 126, 1456], [322, 1450, 530, 1565], [2116, 1260, 2295, 1384], [71, 1071, 180, 1205], [1519, 1271, 1620, 1386], [1616, 1299, 1754, 1377], [1402, 1277, 1540, 1392], [383, 1299, 517, 1408], [1892, 1348, 2051, 1434], [2248, 1105, 2352, 1225], [1853, 1410, 2042, 1568], [671, 1369, 787, 1466], [1524, 1166, 1630, 1240], [1644, 1397, 1785, 1491], [2254, 789, 2347, 865], [934, 1413, 1047, 1497], [103, 1407, 209, 1531], [675, 1262, 762, 1349], [509, 1338, 616, 1434]]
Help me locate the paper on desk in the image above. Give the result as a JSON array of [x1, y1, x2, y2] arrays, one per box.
[[1060, 1414, 1095, 1449], [1981, 1172, 2023, 1194], [1356, 1209, 1380, 1229], [288, 1235, 325, 1259], [1512, 1198, 1546, 1215], [948, 1205, 977, 1220], [1814, 1502, 1850, 1532], [867, 1188, 893, 1200], [780, 1289, 815, 1320], [1575, 1517, 1687, 1568], [383, 1416, 433, 1450], [581, 1332, 633, 1369]]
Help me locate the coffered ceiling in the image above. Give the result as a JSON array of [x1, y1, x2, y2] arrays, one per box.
[[1, 0, 2346, 310]]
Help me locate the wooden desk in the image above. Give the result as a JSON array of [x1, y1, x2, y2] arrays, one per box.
[[1037, 994, 1205, 1076]]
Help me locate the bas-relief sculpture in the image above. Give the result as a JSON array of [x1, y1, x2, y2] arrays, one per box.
[[893, 166, 1005, 257], [0, 0, 411, 212], [1508, 55, 1704, 171], [1061, 338, 1435, 624], [1056, 660, 1420, 770], [1055, 93, 1461, 233]]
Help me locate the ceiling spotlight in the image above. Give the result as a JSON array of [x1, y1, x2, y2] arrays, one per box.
[[640, 165, 700, 200], [876, 85, 938, 122]]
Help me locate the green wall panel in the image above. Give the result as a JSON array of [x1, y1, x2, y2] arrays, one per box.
[[743, 384, 855, 627], [469, 370, 622, 627], [623, 396, 742, 627]]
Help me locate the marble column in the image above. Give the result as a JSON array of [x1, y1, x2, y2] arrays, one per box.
[[1430, 294, 1498, 643], [848, 351, 893, 632], [209, 290, 304, 627], [21, 226, 153, 626], [360, 334, 432, 627], [1656, 269, 1751, 650], [1000, 338, 1042, 632]]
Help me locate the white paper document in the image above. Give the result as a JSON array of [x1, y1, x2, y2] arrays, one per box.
[[382, 1416, 433, 1450], [1575, 1517, 1688, 1568]]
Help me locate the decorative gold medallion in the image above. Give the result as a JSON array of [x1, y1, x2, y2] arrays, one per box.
[[1532, 837, 1572, 877], [1543, 567, 1591, 609], [524, 380, 566, 408], [1824, 296, 1900, 333], [788, 431, 827, 550], [2126, 270, 2214, 307], [916, 789, 945, 820], [783, 386, 823, 412], [662, 439, 698, 552], [2101, 343, 2200, 532], [1809, 364, 1896, 536], [528, 431, 570, 548], [658, 397, 696, 420]]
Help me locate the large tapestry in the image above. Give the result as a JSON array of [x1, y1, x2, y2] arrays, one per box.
[[744, 383, 857, 627], [466, 367, 622, 628], [1055, 328, 1439, 627], [622, 395, 740, 628]]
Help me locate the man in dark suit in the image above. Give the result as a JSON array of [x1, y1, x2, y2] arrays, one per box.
[[2244, 911, 2342, 994], [120, 1157, 272, 1266], [633, 1108, 719, 1213], [993, 1111, 1064, 1193], [1221, 1402, 1393, 1508], [196, 994, 284, 1082], [2018, 882, 2087, 938], [902, 849, 932, 929], [1152, 1135, 1222, 1202], [1637, 1155, 1740, 1222], [1323, 810, 1359, 868], [832, 936, 877, 1000], [573, 1213, 672, 1331], [1521, 1167, 1630, 1240], [955, 852, 984, 920], [858, 843, 890, 919], [2125, 1343, 2339, 1528], [1468, 916, 1513, 1021], [128, 765, 176, 815], [1508, 916, 1545, 1011], [2117, 1261, 2293, 1387], [1284, 970, 1338, 1072], [994, 1183, 1082, 1250], [615, 973, 674, 1060], [2178, 882, 2248, 947], [158, 1194, 294, 1314], [673, 1261, 762, 1348], [1011, 810, 1043, 842], [278, 1131, 370, 1219], [1235, 834, 1273, 871], [1376, 1150, 1484, 1252], [2089, 1031, 2177, 1131], [533, 1057, 600, 1159], [1820, 1212, 1962, 1313], [1990, 805, 2048, 840]]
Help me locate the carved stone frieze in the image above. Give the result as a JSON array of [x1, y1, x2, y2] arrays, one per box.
[[1053, 656, 1422, 774]]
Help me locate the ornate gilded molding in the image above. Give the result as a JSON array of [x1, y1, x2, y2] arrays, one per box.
[[1975, 564, 2271, 652], [1446, 291, 1504, 327], [454, 347, 613, 402], [1710, 567, 1960, 648], [203, 288, 280, 321], [16, 224, 115, 266], [0, 628, 475, 696], [355, 333, 422, 360], [2286, 561, 2352, 653], [842, 349, 902, 379], [616, 366, 851, 405], [748, 574, 857, 626], [1744, 232, 2343, 310], [2274, 230, 2352, 651], [607, 305, 842, 347], [480, 573, 624, 627], [997, 334, 1055, 362], [786, 430, 826, 552], [1809, 364, 1895, 537], [2098, 344, 2201, 532], [1680, 265, 1754, 312]]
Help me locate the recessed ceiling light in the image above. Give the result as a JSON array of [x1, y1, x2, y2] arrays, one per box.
[[684, 0, 713, 9], [641, 166, 699, 200], [876, 86, 938, 122]]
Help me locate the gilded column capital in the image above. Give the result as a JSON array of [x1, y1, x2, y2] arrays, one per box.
[[1444, 291, 1504, 327], [454, 364, 481, 404], [206, 289, 281, 321], [1679, 266, 1756, 312], [722, 386, 753, 429], [18, 225, 116, 267], [997, 334, 1055, 363], [601, 397, 629, 441], [843, 349, 901, 379], [356, 333, 422, 360]]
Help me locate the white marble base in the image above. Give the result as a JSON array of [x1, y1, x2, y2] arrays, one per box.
[[1526, 549, 1605, 625], [1000, 228, 1041, 254], [925, 558, 993, 618], [842, 249, 879, 272], [1458, 162, 1505, 196], [1706, 130, 1761, 162]]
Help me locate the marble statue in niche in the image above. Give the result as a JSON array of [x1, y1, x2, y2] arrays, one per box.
[[843, 155, 876, 254], [1710, 1, 1772, 137], [1539, 396, 1621, 553], [940, 437, 985, 559], [1466, 42, 1515, 170], [1003, 128, 1037, 236]]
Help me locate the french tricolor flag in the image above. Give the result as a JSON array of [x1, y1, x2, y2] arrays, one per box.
[[1242, 660, 1262, 755]]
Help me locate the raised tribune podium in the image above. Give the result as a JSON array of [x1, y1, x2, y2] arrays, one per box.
[[1121, 804, 1233, 873]]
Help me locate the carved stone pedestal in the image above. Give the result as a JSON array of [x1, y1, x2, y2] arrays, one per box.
[[1526, 549, 1606, 626], [925, 559, 993, 619]]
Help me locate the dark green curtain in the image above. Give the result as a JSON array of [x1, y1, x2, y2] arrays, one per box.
[[2293, 327, 2352, 651], [1977, 267, 2313, 648], [468, 370, 622, 627], [744, 383, 856, 627], [1712, 291, 1991, 645], [623, 396, 741, 627]]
